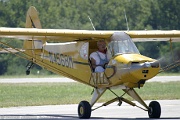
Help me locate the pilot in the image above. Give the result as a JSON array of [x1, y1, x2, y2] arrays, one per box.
[[90, 40, 109, 72]]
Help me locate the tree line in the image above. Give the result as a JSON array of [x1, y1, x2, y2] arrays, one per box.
[[0, 0, 179, 75]]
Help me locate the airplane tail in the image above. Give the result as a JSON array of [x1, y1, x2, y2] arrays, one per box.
[[23, 6, 43, 57]]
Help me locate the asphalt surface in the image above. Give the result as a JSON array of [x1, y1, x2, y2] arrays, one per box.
[[0, 100, 179, 119]]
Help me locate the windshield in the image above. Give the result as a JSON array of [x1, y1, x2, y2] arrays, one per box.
[[108, 32, 140, 57]]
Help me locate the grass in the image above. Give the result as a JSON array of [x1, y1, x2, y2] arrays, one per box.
[[157, 72, 180, 76], [0, 82, 180, 108]]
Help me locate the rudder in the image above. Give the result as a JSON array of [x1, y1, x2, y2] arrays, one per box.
[[23, 6, 43, 58]]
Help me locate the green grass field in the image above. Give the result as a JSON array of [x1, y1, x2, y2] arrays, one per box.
[[0, 82, 180, 108]]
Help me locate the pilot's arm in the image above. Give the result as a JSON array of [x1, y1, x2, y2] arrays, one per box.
[[90, 58, 97, 69]]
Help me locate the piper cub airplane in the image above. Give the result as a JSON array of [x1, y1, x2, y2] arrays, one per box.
[[0, 6, 180, 119]]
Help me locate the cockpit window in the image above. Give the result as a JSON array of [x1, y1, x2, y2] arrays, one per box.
[[108, 32, 139, 57]]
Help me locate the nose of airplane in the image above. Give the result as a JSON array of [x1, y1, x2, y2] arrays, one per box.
[[105, 54, 160, 88], [129, 60, 160, 81]]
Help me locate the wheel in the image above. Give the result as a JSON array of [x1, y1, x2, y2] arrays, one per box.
[[148, 101, 161, 118], [26, 70, 30, 75], [78, 101, 91, 119]]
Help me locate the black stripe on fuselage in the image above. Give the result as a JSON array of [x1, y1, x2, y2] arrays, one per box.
[[73, 61, 89, 65]]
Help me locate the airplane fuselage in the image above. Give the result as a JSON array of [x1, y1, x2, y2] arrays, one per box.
[[26, 32, 160, 88]]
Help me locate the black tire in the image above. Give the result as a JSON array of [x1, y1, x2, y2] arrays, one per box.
[[78, 101, 91, 119], [26, 70, 30, 75], [148, 101, 161, 118]]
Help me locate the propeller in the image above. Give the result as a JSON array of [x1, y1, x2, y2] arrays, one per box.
[[157, 50, 180, 73]]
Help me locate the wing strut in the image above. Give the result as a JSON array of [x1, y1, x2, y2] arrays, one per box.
[[170, 39, 174, 61], [159, 60, 180, 73], [159, 39, 180, 73]]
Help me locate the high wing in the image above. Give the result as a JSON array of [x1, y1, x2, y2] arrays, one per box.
[[0, 28, 112, 42], [126, 30, 180, 42], [0, 27, 180, 42]]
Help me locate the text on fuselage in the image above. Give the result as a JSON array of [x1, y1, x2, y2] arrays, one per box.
[[49, 52, 73, 68]]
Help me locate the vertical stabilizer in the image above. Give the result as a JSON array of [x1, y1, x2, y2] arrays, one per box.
[[26, 6, 42, 29], [23, 6, 43, 52]]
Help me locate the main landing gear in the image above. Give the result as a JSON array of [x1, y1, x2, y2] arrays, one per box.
[[78, 101, 91, 119], [148, 101, 161, 118], [77, 88, 161, 119]]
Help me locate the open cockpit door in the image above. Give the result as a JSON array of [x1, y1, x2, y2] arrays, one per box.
[[88, 39, 112, 87]]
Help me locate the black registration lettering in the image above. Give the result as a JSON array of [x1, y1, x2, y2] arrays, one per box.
[[48, 52, 73, 68]]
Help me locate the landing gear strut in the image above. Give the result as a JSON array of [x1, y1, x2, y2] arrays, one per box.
[[79, 88, 161, 119]]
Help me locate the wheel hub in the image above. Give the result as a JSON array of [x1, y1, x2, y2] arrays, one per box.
[[148, 107, 153, 115], [80, 106, 84, 115]]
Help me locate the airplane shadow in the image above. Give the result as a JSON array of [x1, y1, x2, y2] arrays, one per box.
[[0, 114, 180, 120]]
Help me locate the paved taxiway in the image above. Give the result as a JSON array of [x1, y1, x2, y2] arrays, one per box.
[[0, 100, 179, 119]]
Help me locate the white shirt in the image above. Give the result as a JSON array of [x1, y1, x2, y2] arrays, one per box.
[[90, 51, 108, 65], [90, 51, 110, 72]]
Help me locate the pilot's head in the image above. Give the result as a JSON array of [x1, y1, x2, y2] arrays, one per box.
[[97, 40, 106, 53], [97, 40, 106, 48]]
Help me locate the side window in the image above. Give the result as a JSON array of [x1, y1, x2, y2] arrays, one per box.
[[80, 42, 89, 60], [108, 41, 121, 56], [107, 42, 114, 57]]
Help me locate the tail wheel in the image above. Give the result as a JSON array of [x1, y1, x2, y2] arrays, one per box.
[[148, 101, 161, 118], [26, 70, 30, 75], [78, 101, 91, 119]]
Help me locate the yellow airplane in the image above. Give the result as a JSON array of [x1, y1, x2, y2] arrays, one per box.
[[0, 6, 179, 119]]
